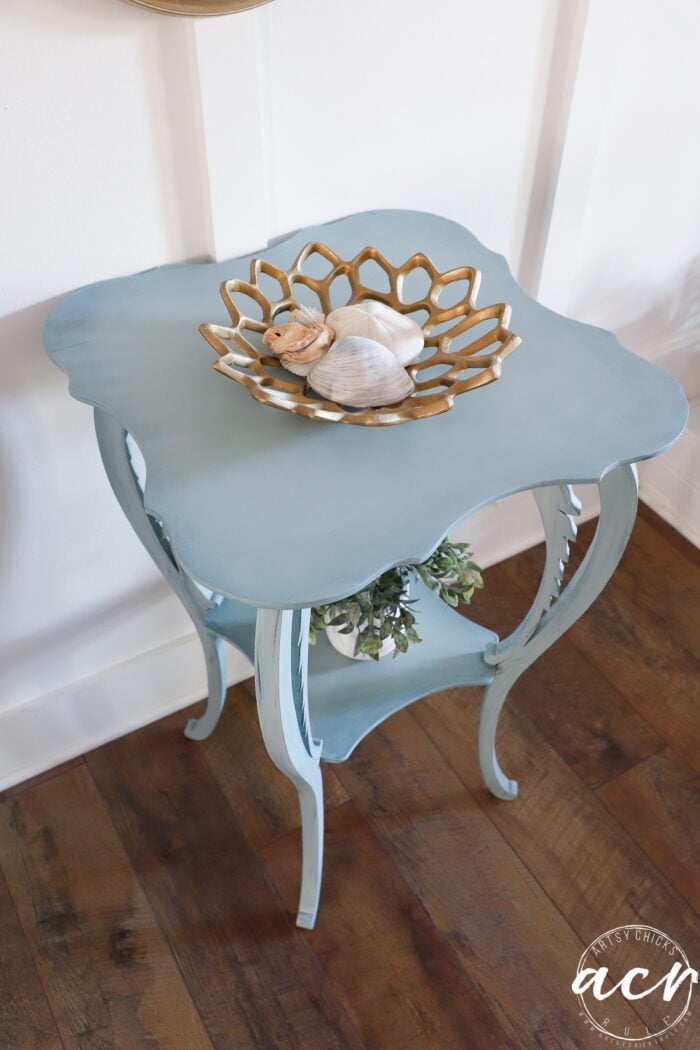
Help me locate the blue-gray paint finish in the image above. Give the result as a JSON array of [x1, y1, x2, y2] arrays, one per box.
[[94, 409, 227, 741], [44, 211, 687, 927], [44, 210, 687, 610], [480, 465, 639, 800]]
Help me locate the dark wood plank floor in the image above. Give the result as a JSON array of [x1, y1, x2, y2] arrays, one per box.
[[1, 502, 698, 1050]]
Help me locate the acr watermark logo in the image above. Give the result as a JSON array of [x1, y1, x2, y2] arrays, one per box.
[[572, 925, 697, 1045]]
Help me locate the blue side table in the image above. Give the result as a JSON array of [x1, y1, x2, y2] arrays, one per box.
[[43, 210, 687, 928]]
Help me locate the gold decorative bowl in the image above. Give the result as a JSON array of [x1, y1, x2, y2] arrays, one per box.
[[200, 242, 520, 426]]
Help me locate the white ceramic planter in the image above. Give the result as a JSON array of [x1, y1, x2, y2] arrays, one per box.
[[324, 584, 409, 661], [325, 622, 396, 661]]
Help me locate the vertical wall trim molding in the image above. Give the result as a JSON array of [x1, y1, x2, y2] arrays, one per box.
[[191, 11, 268, 262], [517, 0, 590, 296], [536, 0, 626, 313]]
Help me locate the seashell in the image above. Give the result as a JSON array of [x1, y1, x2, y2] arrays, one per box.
[[263, 320, 335, 376], [289, 304, 325, 327], [308, 335, 415, 408], [263, 321, 317, 355], [326, 300, 424, 366], [279, 331, 333, 375]]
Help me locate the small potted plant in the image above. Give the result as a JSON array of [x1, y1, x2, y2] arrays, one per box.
[[310, 538, 483, 661]]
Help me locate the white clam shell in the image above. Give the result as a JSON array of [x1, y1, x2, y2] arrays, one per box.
[[280, 355, 316, 377], [279, 326, 334, 376], [308, 335, 415, 408], [326, 301, 424, 366]]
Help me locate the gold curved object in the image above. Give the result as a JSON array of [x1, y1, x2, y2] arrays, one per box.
[[122, 0, 271, 15], [200, 243, 521, 426]]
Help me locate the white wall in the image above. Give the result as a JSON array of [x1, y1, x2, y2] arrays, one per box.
[[537, 0, 700, 542], [0, 0, 697, 789]]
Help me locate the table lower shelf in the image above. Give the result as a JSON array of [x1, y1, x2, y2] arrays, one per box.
[[205, 581, 497, 763]]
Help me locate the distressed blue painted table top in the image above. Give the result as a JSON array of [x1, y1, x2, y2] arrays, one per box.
[[43, 210, 687, 608]]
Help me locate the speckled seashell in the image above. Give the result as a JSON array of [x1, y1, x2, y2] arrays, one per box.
[[326, 301, 424, 366], [263, 320, 335, 376], [308, 335, 415, 408], [263, 321, 317, 355]]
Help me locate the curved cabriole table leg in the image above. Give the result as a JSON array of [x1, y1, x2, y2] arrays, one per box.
[[93, 408, 227, 741], [255, 607, 324, 929], [480, 463, 639, 800]]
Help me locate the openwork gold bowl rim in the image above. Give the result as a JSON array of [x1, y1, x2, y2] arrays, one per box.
[[200, 242, 521, 427]]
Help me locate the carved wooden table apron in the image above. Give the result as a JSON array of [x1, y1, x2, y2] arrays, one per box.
[[43, 210, 688, 929]]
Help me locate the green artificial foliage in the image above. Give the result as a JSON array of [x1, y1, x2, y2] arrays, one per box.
[[310, 538, 483, 660]]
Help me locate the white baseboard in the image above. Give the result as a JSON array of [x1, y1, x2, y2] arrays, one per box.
[[0, 633, 252, 793], [0, 491, 597, 794], [450, 485, 601, 568], [1, 495, 541, 793], [4, 468, 686, 796], [637, 399, 700, 549]]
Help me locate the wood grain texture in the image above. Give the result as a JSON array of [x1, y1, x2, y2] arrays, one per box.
[[0, 503, 696, 1049], [597, 748, 700, 914], [620, 508, 700, 659], [567, 504, 700, 659], [638, 502, 700, 570], [201, 681, 349, 851], [263, 801, 514, 1050], [0, 865, 63, 1050], [413, 693, 700, 1048], [0, 765, 212, 1050], [331, 708, 597, 1049], [476, 562, 664, 788], [85, 711, 364, 1050], [505, 521, 700, 778], [0, 755, 84, 801], [419, 687, 699, 951]]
